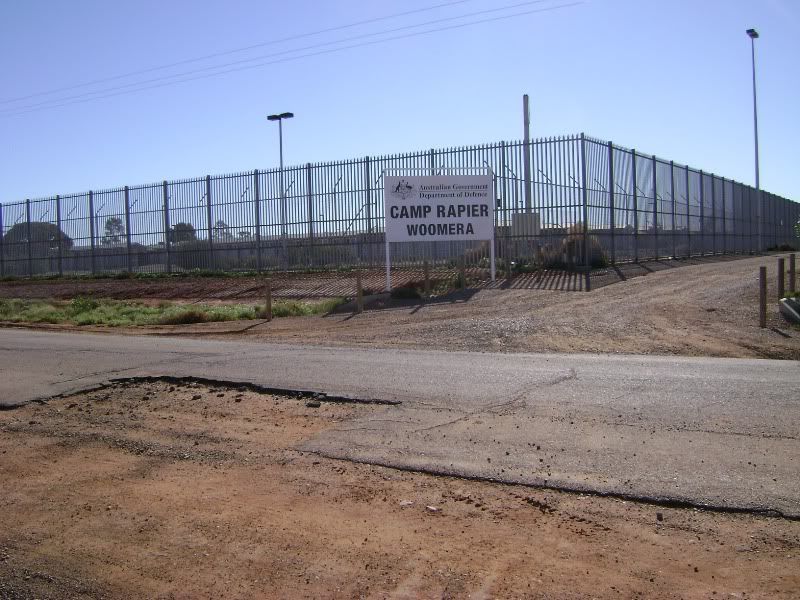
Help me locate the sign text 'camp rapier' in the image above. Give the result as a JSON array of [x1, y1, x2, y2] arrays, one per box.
[[384, 175, 494, 242]]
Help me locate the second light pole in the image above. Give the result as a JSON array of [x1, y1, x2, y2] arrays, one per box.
[[268, 111, 294, 265], [746, 29, 761, 252]]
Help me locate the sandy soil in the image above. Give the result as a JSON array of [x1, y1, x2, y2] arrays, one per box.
[[1, 380, 798, 599]]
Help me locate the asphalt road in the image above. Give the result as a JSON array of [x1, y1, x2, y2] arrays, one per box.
[[1, 328, 798, 517]]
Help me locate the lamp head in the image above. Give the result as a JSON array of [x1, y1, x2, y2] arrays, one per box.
[[746, 28, 759, 39]]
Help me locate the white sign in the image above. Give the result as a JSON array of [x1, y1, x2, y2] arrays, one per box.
[[384, 175, 494, 242]]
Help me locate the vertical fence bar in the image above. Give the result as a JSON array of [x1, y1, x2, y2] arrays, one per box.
[[88, 191, 96, 274], [699, 170, 705, 256], [580, 134, 591, 291], [757, 189, 762, 252], [254, 169, 262, 273], [306, 163, 314, 245], [651, 155, 658, 260], [162, 181, 171, 274], [721, 177, 727, 254], [711, 175, 717, 255], [25, 198, 33, 277], [500, 141, 510, 274], [205, 175, 214, 271], [670, 161, 676, 259], [685, 166, 691, 258], [607, 141, 616, 264], [364, 156, 373, 266], [631, 150, 639, 262], [0, 203, 4, 278], [55, 194, 63, 276], [364, 157, 373, 234], [123, 186, 132, 273]]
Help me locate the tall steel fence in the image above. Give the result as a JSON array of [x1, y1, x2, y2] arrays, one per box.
[[1, 133, 798, 279]]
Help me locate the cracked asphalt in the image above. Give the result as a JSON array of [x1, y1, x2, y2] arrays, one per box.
[[1, 328, 798, 517]]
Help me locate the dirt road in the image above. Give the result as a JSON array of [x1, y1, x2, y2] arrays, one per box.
[[129, 254, 799, 359], [3, 255, 797, 359], [2, 380, 797, 599]]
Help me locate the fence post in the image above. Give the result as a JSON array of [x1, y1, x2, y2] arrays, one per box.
[[205, 175, 214, 271], [778, 257, 785, 299], [698, 170, 705, 256], [631, 150, 639, 262], [25, 198, 33, 277], [123, 186, 133, 273], [306, 163, 314, 242], [790, 253, 796, 294], [364, 156, 373, 235], [710, 175, 717, 255], [364, 156, 373, 267], [652, 155, 658, 260], [669, 161, 676, 259], [0, 203, 4, 278], [162, 181, 171, 274], [685, 166, 691, 257], [500, 141, 511, 276], [87, 192, 96, 275], [254, 169, 262, 273], [0, 204, 7, 278], [757, 188, 763, 253], [55, 194, 63, 276], [759, 266, 767, 328], [580, 134, 591, 291], [607, 141, 616, 265], [721, 177, 727, 255]]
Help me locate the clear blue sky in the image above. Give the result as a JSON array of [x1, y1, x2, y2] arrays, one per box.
[[1, 0, 798, 203]]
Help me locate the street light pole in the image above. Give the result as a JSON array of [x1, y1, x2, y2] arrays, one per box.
[[268, 111, 294, 266], [746, 28, 761, 252]]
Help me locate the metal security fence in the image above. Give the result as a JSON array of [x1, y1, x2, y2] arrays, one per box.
[[1, 133, 798, 279]]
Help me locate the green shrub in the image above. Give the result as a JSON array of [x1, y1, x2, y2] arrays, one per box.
[[69, 296, 99, 316], [158, 309, 210, 325]]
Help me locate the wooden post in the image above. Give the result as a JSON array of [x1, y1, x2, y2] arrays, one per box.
[[759, 266, 767, 328], [423, 261, 431, 297], [777, 257, 785, 299], [355, 270, 363, 314], [264, 277, 272, 321], [790, 253, 796, 294]]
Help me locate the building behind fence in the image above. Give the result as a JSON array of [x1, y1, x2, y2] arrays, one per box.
[[1, 133, 798, 279]]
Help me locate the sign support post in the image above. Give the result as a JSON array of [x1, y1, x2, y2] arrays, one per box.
[[383, 169, 495, 292]]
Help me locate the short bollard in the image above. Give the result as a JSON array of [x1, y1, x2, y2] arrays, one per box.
[[777, 258, 785, 299], [356, 271, 364, 314], [264, 277, 272, 321], [759, 266, 767, 328], [790, 254, 796, 294]]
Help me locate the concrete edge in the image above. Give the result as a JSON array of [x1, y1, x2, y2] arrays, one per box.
[[779, 298, 800, 325]]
